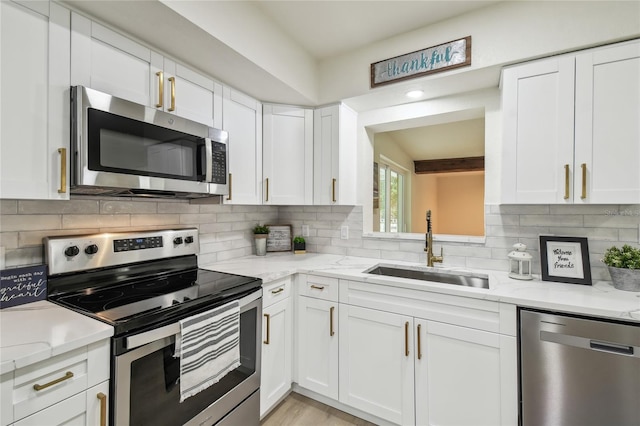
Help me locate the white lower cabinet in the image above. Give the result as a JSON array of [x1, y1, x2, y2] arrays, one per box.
[[339, 305, 414, 425], [2, 340, 110, 426], [260, 278, 292, 417], [296, 296, 339, 400]]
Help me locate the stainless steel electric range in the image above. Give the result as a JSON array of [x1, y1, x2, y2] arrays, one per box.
[[45, 228, 262, 426]]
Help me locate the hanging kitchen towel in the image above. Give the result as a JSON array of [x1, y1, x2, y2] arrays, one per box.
[[176, 300, 240, 402]]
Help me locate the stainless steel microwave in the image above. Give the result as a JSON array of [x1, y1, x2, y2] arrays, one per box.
[[70, 85, 228, 198]]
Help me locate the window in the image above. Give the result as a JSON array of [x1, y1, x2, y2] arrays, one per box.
[[379, 163, 405, 233]]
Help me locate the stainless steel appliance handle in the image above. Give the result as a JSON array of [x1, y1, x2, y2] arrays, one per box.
[[540, 330, 639, 358], [125, 289, 262, 350], [205, 138, 213, 183]]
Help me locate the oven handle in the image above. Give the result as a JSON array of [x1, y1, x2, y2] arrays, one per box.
[[125, 289, 262, 351]]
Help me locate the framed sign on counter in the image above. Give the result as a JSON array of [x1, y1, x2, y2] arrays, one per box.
[[267, 225, 292, 252], [539, 236, 592, 285]]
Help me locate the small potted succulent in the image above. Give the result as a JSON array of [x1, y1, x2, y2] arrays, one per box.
[[253, 224, 270, 256], [602, 244, 640, 291], [293, 236, 306, 254]]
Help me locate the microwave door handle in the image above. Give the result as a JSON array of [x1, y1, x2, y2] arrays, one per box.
[[205, 138, 213, 183]]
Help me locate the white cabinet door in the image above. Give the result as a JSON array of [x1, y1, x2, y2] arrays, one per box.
[[260, 297, 292, 417], [223, 87, 262, 204], [313, 104, 358, 205], [297, 296, 338, 399], [415, 320, 502, 426], [339, 305, 414, 425], [85, 381, 109, 426], [71, 12, 156, 107], [263, 104, 313, 205], [0, 1, 70, 200], [157, 59, 221, 128], [501, 56, 575, 204], [574, 41, 640, 204]]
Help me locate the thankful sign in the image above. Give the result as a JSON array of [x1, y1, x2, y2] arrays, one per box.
[[0, 265, 47, 309], [370, 36, 471, 88]]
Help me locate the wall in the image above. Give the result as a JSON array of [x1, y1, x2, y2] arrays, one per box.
[[412, 172, 484, 236], [1, 198, 638, 283], [0, 198, 277, 268]]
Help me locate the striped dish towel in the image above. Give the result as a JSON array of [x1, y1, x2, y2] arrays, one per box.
[[175, 300, 240, 402]]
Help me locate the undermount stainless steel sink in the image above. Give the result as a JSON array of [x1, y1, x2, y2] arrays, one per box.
[[365, 265, 490, 289]]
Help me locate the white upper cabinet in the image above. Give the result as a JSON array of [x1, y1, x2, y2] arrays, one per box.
[[71, 12, 221, 127], [262, 104, 313, 205], [501, 39, 640, 204], [223, 88, 262, 204], [313, 104, 358, 205], [574, 41, 640, 204], [0, 1, 70, 200]]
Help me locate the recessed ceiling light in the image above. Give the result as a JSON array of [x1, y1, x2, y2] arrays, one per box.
[[406, 90, 424, 98]]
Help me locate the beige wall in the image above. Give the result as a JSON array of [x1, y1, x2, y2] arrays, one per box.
[[411, 171, 484, 236]]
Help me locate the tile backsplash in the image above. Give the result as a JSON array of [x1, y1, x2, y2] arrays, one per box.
[[1, 198, 638, 282]]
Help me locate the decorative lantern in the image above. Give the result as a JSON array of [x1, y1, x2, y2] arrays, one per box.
[[508, 243, 533, 280]]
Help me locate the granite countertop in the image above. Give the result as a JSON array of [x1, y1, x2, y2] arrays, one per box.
[[203, 252, 640, 323], [0, 301, 113, 375]]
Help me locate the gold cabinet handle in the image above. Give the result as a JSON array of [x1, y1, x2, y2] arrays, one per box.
[[271, 287, 284, 294], [330, 306, 335, 337], [310, 285, 325, 290], [581, 163, 587, 199], [265, 178, 269, 202], [33, 371, 73, 391], [97, 392, 107, 426], [417, 324, 422, 360], [57, 148, 66, 194], [155, 71, 164, 108], [226, 173, 232, 201], [263, 313, 270, 344], [564, 164, 570, 200], [404, 322, 409, 357], [332, 178, 337, 203], [168, 76, 176, 111]]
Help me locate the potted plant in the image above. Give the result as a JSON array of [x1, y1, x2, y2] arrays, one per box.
[[253, 224, 270, 256], [293, 236, 306, 254], [602, 244, 640, 291]]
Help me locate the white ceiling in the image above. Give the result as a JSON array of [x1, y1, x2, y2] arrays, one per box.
[[249, 1, 500, 60]]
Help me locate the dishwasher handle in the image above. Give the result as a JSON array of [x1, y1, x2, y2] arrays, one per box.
[[540, 330, 639, 358], [590, 340, 634, 356]]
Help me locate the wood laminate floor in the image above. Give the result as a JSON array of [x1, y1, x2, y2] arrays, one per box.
[[261, 393, 377, 426]]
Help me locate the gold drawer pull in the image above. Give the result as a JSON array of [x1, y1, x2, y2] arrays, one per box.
[[405, 322, 409, 357], [564, 164, 570, 199], [155, 71, 164, 108], [168, 76, 176, 111], [265, 178, 269, 202], [310, 285, 325, 290], [581, 163, 587, 199], [271, 287, 284, 294], [417, 324, 422, 360], [33, 371, 74, 391], [263, 313, 270, 345], [332, 178, 337, 203], [330, 306, 335, 336], [97, 392, 107, 426], [57, 148, 66, 194], [226, 173, 232, 201]]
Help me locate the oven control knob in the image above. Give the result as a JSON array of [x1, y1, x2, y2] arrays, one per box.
[[64, 246, 80, 257], [85, 244, 99, 255], [185, 236, 194, 244], [173, 237, 183, 245]]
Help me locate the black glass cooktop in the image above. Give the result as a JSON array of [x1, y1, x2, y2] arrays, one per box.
[[47, 256, 261, 336]]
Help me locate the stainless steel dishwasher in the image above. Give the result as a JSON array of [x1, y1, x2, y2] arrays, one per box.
[[519, 309, 640, 426]]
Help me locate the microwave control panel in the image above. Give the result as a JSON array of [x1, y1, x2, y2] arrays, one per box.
[[211, 141, 227, 184]]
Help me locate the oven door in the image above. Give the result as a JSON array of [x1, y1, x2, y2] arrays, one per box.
[[113, 290, 261, 426]]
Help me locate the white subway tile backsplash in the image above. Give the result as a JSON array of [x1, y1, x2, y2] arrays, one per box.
[[20, 199, 99, 215], [3, 215, 62, 231], [0, 200, 18, 214], [101, 200, 156, 214], [520, 214, 583, 227]]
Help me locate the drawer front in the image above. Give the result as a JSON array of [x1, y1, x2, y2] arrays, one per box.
[[13, 390, 86, 426], [12, 347, 89, 421], [299, 275, 339, 302], [262, 276, 292, 308]]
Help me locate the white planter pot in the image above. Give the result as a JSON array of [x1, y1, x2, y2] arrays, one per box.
[[255, 235, 268, 256]]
